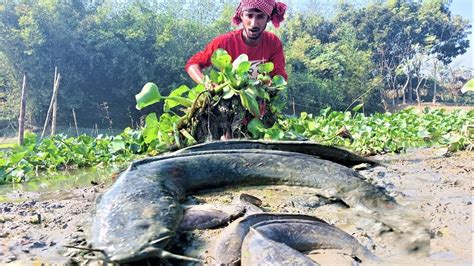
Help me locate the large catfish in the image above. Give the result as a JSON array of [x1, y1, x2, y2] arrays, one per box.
[[88, 147, 393, 263]]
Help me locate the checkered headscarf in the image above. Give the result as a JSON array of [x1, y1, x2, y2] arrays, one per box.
[[232, 0, 287, 28]]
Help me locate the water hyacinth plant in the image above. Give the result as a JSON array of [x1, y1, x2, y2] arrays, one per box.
[[135, 49, 288, 145]]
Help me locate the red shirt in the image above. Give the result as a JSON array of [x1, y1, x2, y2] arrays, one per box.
[[185, 29, 288, 80]]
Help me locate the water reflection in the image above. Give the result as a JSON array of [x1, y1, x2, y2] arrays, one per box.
[[0, 166, 118, 202]]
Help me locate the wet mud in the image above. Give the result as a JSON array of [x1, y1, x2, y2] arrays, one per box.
[[0, 147, 472, 265]]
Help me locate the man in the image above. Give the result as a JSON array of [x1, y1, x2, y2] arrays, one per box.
[[185, 0, 288, 84]]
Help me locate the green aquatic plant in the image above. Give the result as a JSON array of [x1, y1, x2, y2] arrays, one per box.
[[0, 128, 153, 183], [135, 48, 288, 144], [257, 107, 473, 155], [1, 107, 472, 183]]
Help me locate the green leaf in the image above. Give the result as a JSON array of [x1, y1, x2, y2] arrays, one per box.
[[258, 62, 274, 74], [209, 70, 219, 83], [264, 124, 285, 140], [223, 85, 235, 99], [142, 113, 160, 144], [109, 136, 126, 154], [240, 89, 260, 118], [272, 75, 287, 88], [169, 85, 190, 98], [247, 118, 265, 138], [9, 151, 28, 165], [211, 49, 232, 70], [188, 84, 206, 100], [0, 155, 6, 167], [136, 82, 162, 110], [236, 61, 251, 76], [233, 54, 251, 75], [224, 65, 238, 87], [352, 103, 364, 113], [461, 79, 474, 94], [292, 124, 306, 134], [74, 144, 88, 156], [164, 85, 191, 111], [245, 86, 258, 98], [256, 86, 270, 100], [448, 136, 465, 152]]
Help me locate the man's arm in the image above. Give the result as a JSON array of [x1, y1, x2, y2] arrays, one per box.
[[186, 64, 205, 84], [185, 35, 224, 84]]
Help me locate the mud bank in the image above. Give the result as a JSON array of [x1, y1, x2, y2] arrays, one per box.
[[0, 148, 472, 265]]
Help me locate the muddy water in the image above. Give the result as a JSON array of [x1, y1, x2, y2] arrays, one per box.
[[0, 167, 116, 203], [372, 148, 473, 265], [0, 167, 119, 264]]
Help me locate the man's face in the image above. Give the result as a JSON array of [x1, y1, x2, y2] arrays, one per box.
[[241, 8, 269, 42]]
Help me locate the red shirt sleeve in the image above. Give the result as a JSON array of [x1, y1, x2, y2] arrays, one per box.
[[185, 36, 222, 72]]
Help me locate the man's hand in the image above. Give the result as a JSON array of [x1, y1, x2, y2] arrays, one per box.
[[260, 75, 272, 86], [187, 64, 205, 84]]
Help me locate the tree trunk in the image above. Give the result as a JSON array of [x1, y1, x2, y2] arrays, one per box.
[[18, 73, 27, 145], [72, 108, 79, 136], [292, 97, 296, 116], [402, 73, 410, 105], [415, 77, 425, 106], [41, 68, 61, 138], [408, 75, 413, 102], [51, 75, 59, 136], [395, 86, 399, 105]]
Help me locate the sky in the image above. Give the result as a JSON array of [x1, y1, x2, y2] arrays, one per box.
[[449, 0, 473, 69]]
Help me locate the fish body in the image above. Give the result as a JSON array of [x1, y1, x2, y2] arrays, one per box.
[[90, 146, 392, 263], [175, 139, 378, 167], [89, 167, 183, 262], [241, 228, 320, 266], [251, 219, 378, 262], [212, 213, 327, 265], [179, 193, 263, 231]]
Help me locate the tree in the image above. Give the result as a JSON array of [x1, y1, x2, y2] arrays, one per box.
[[282, 12, 377, 113], [334, 0, 470, 107]]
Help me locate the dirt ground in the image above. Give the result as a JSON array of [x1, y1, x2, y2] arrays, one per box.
[[0, 147, 472, 265]]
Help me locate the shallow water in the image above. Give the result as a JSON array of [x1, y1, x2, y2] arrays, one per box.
[[0, 166, 116, 202]]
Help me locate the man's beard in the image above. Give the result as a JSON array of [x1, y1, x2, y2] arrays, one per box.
[[245, 27, 263, 40]]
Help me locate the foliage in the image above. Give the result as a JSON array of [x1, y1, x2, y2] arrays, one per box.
[[2, 107, 472, 183], [332, 0, 471, 107], [135, 49, 288, 145], [0, 0, 234, 127], [0, 0, 471, 128], [282, 21, 378, 113], [0, 51, 19, 122], [0, 128, 160, 183], [461, 79, 474, 94], [257, 107, 473, 155]]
